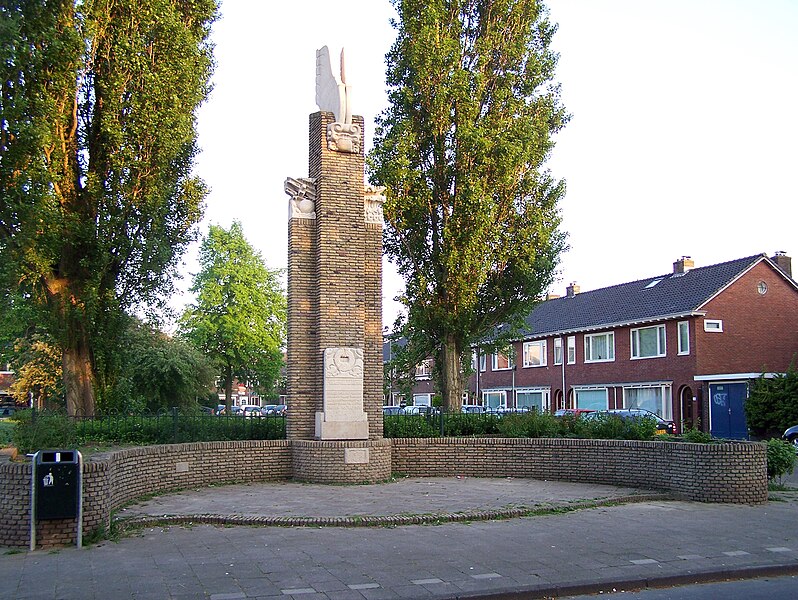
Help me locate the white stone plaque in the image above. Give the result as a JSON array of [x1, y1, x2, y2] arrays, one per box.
[[316, 347, 369, 440]]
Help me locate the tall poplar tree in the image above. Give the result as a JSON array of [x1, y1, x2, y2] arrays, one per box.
[[0, 0, 217, 415], [369, 0, 569, 410], [179, 222, 286, 412]]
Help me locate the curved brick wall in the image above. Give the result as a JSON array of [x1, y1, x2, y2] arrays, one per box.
[[292, 439, 392, 483], [390, 438, 768, 504], [0, 437, 766, 548]]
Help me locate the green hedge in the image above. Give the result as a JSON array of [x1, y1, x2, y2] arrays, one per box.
[[12, 410, 285, 455]]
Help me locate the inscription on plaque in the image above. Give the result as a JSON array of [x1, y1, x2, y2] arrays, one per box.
[[317, 347, 368, 439]]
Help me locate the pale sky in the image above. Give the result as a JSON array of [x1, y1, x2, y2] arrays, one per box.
[[180, 0, 798, 327]]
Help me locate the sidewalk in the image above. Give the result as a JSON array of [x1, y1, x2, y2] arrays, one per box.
[[1, 477, 797, 599]]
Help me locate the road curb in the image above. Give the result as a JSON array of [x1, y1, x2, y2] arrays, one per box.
[[113, 492, 672, 532], [448, 562, 798, 599]]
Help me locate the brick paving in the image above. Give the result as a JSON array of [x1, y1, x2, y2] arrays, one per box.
[[1, 477, 797, 599]]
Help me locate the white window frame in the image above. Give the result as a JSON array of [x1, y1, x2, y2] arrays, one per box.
[[479, 352, 486, 372], [584, 332, 615, 363], [553, 338, 563, 366], [567, 336, 576, 364], [704, 319, 723, 332], [482, 390, 507, 410], [677, 321, 690, 355], [574, 386, 608, 411], [622, 384, 673, 421], [492, 350, 514, 371], [630, 325, 666, 360], [413, 393, 432, 407], [522, 340, 547, 368], [516, 388, 551, 412], [414, 359, 432, 380]]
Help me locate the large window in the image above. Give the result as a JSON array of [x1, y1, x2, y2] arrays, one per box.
[[575, 388, 608, 411], [677, 321, 689, 355], [584, 332, 614, 362], [482, 390, 507, 410], [553, 338, 563, 365], [492, 350, 513, 371], [623, 385, 672, 420], [567, 336, 576, 364], [516, 389, 550, 412], [479, 352, 486, 372], [413, 393, 432, 407], [522, 341, 547, 367], [631, 325, 666, 359]]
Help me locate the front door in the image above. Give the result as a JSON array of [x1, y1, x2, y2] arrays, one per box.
[[709, 382, 748, 439]]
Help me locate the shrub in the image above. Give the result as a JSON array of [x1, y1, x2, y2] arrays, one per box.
[[766, 438, 796, 483], [680, 427, 713, 444], [495, 412, 562, 438], [746, 364, 798, 439], [13, 410, 77, 455], [383, 415, 437, 438], [576, 414, 658, 441]]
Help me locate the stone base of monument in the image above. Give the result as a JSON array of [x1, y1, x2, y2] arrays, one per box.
[[292, 439, 392, 484], [315, 411, 369, 440]]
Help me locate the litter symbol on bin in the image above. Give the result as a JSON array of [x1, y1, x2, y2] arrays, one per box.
[[42, 471, 54, 487]]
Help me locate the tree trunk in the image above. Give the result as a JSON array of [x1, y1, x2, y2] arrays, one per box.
[[439, 335, 464, 411], [62, 336, 95, 417]]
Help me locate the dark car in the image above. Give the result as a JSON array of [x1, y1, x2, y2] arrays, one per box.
[[592, 408, 676, 435], [382, 405, 404, 415], [554, 409, 595, 418], [783, 425, 798, 451]]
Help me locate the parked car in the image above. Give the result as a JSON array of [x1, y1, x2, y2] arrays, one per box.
[[403, 405, 438, 415], [0, 406, 15, 418], [588, 408, 675, 435], [783, 425, 798, 451], [497, 406, 531, 415], [382, 405, 404, 415], [260, 404, 278, 416], [262, 404, 286, 416], [461, 405, 486, 414], [554, 408, 595, 418], [241, 405, 262, 417]]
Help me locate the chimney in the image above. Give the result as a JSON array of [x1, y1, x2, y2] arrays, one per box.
[[673, 256, 694, 274], [566, 282, 580, 298], [545, 292, 561, 301], [771, 251, 792, 278]]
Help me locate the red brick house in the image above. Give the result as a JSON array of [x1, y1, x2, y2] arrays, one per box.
[[386, 253, 798, 438]]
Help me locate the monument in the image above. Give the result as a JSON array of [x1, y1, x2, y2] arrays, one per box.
[[283, 47, 391, 483]]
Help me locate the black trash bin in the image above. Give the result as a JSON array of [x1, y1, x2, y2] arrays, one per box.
[[34, 450, 80, 520]]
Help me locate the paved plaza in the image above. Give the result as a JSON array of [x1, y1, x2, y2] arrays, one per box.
[[2, 477, 798, 599]]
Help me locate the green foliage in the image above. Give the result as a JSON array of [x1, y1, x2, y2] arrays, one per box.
[[12, 410, 285, 454], [496, 412, 561, 438], [383, 415, 438, 438], [766, 438, 796, 482], [97, 318, 215, 413], [0, 0, 218, 416], [12, 411, 77, 455], [746, 365, 798, 439], [443, 413, 500, 436], [179, 222, 286, 408], [0, 420, 16, 446], [369, 0, 569, 408], [680, 427, 713, 444]]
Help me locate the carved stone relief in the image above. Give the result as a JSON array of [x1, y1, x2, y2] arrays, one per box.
[[284, 177, 317, 220], [326, 122, 361, 154], [364, 185, 386, 225]]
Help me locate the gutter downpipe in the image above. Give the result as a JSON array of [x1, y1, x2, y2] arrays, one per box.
[[561, 336, 566, 410]]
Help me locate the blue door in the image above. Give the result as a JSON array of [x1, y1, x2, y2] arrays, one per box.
[[709, 382, 748, 439]]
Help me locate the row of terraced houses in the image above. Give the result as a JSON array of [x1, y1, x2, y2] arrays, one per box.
[[384, 253, 798, 439]]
